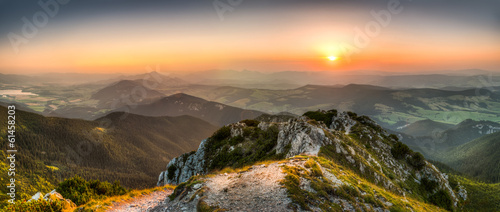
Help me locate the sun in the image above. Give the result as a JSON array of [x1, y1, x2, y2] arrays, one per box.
[[327, 56, 338, 61]]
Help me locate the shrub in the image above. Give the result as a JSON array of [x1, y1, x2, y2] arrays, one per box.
[[421, 177, 438, 192], [56, 176, 127, 206], [206, 126, 233, 152], [5, 199, 63, 212], [408, 152, 426, 170], [303, 110, 337, 126], [242, 127, 253, 137], [346, 111, 358, 118], [448, 176, 458, 190], [352, 115, 383, 132], [211, 126, 232, 141], [228, 135, 245, 146], [167, 165, 178, 181], [240, 119, 260, 127], [207, 125, 281, 170], [429, 190, 453, 211], [389, 134, 399, 141], [391, 141, 411, 160]]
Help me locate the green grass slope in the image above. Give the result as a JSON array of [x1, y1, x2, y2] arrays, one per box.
[[451, 175, 500, 211], [438, 131, 500, 183], [431, 160, 500, 211]]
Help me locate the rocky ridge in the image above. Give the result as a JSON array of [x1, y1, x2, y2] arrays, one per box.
[[156, 110, 466, 211]]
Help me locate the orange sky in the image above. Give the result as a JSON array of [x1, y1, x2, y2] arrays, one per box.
[[0, 3, 499, 74]]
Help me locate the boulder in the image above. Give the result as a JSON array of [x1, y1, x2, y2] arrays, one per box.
[[29, 189, 76, 210]]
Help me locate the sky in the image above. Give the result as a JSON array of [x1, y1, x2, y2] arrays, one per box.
[[0, 0, 499, 74]]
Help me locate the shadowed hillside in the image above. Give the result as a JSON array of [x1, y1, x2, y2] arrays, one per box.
[[0, 106, 217, 202], [437, 131, 500, 183]]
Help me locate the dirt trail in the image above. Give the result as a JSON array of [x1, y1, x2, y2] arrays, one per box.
[[106, 188, 173, 212], [203, 162, 291, 211], [150, 161, 299, 212]]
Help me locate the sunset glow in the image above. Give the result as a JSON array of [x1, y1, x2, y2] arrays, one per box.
[[0, 1, 498, 74]]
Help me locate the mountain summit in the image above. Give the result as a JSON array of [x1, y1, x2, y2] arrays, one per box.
[[153, 110, 464, 211]]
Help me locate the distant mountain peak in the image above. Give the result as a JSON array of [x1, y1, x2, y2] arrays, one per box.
[[117, 93, 265, 126], [158, 93, 205, 102], [112, 79, 140, 86], [91, 79, 165, 108], [167, 92, 198, 99]]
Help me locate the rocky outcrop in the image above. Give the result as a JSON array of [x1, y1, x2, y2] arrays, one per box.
[[158, 117, 341, 185], [157, 139, 208, 186], [276, 117, 338, 157], [153, 157, 452, 212], [157, 110, 464, 210], [330, 111, 357, 133]]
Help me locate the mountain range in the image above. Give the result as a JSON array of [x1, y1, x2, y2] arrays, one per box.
[[5, 71, 500, 131], [182, 69, 500, 89]]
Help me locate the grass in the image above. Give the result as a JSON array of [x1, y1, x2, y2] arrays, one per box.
[[287, 156, 449, 212], [75, 184, 176, 212], [169, 176, 204, 201], [3, 198, 65, 212], [450, 174, 500, 211], [282, 157, 367, 211], [212, 160, 277, 175], [281, 164, 316, 210], [323, 118, 434, 202], [318, 143, 388, 188], [304, 159, 323, 177], [197, 198, 221, 212]]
